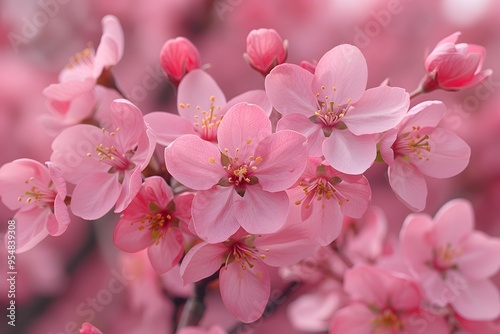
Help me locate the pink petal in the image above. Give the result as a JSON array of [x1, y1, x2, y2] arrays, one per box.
[[234, 186, 288, 235], [253, 130, 308, 192], [344, 265, 388, 306], [329, 303, 375, 334], [133, 127, 157, 171], [433, 198, 474, 246], [10, 207, 50, 253], [191, 187, 240, 243], [456, 232, 500, 280], [336, 176, 371, 219], [305, 196, 343, 246], [400, 309, 450, 334], [452, 279, 500, 321], [147, 228, 184, 274], [222, 90, 272, 117], [180, 242, 226, 284], [219, 259, 270, 323], [405, 100, 446, 126], [71, 172, 121, 220], [43, 78, 95, 100], [312, 45, 368, 105], [217, 103, 272, 160], [276, 113, 324, 156], [144, 112, 197, 146], [323, 131, 376, 175], [93, 15, 124, 77], [344, 86, 409, 135], [114, 167, 143, 213], [346, 206, 387, 262], [177, 69, 226, 121], [79, 322, 103, 334], [165, 135, 225, 190], [113, 217, 152, 253], [265, 63, 317, 116], [388, 160, 427, 212], [109, 99, 147, 152], [379, 128, 398, 166], [400, 213, 435, 274], [416, 128, 470, 178]]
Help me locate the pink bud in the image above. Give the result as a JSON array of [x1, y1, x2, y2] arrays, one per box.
[[79, 322, 103, 334], [244, 28, 288, 76], [421, 32, 492, 92], [159, 37, 201, 86]]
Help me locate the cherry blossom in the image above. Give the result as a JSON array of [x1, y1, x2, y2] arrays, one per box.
[[159, 36, 201, 86], [243, 28, 288, 76]]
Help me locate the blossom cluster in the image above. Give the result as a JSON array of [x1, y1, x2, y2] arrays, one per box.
[[1, 13, 499, 334]]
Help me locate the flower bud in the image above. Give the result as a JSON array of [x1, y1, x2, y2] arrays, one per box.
[[159, 37, 201, 86], [421, 32, 492, 92], [244, 28, 288, 76]]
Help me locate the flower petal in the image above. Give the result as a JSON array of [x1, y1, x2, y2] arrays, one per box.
[[456, 232, 500, 281], [388, 160, 427, 212], [329, 303, 375, 334], [223, 90, 272, 117], [276, 113, 324, 156], [452, 279, 500, 321], [147, 228, 184, 274], [144, 112, 196, 146], [433, 198, 474, 246], [180, 242, 226, 284], [9, 207, 50, 253]]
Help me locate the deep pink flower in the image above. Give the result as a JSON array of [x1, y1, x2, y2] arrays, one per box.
[[145, 69, 271, 145], [50, 99, 156, 220], [79, 322, 103, 334], [330, 265, 449, 334], [243, 28, 288, 76], [180, 227, 314, 323], [113, 177, 193, 274], [421, 32, 492, 92], [379, 101, 471, 211], [400, 199, 500, 320], [165, 102, 308, 243], [0, 159, 69, 252], [159, 36, 201, 86], [41, 15, 124, 135], [265, 44, 409, 174], [288, 156, 371, 246]]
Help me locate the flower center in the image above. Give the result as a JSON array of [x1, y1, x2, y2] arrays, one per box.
[[223, 235, 268, 276], [295, 176, 349, 209], [66, 44, 95, 70], [371, 309, 404, 331], [311, 86, 352, 135], [394, 125, 431, 162], [17, 177, 56, 206], [179, 95, 223, 142], [430, 242, 462, 272], [133, 202, 177, 246]]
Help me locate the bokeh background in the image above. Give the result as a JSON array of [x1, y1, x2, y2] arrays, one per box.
[[1, 0, 500, 333]]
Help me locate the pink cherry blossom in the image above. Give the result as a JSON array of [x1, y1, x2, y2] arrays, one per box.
[[243, 28, 288, 76], [50, 99, 156, 220], [159, 36, 201, 86], [145, 69, 271, 145], [288, 156, 371, 246], [180, 226, 315, 323], [400, 199, 500, 320], [79, 322, 103, 334], [379, 101, 471, 211], [421, 32, 492, 92], [165, 102, 308, 242], [330, 265, 449, 334], [41, 15, 124, 135], [0, 159, 69, 253], [265, 44, 409, 174], [113, 176, 193, 274]]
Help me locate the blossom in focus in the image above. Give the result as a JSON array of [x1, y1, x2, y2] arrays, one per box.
[[113, 177, 193, 274], [330, 265, 449, 333], [400, 199, 500, 320], [244, 28, 288, 76], [421, 32, 492, 92], [79, 322, 103, 334], [50, 99, 156, 220], [41, 15, 124, 135], [0, 159, 69, 253], [165, 102, 308, 242], [266, 44, 409, 174], [159, 36, 201, 86], [379, 101, 471, 211], [145, 69, 271, 145]]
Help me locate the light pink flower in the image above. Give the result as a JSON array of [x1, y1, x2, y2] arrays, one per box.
[[330, 265, 449, 334], [0, 159, 69, 253], [400, 199, 500, 320], [50, 99, 156, 220], [243, 28, 288, 76], [41, 15, 124, 135], [165, 103, 308, 242], [145, 69, 271, 145], [79, 322, 103, 334], [288, 156, 371, 246], [113, 176, 193, 274], [379, 101, 471, 211], [180, 227, 314, 323], [159, 36, 201, 86], [265, 44, 409, 174], [421, 32, 492, 92]]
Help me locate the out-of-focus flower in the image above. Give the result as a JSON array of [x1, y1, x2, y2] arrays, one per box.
[[113, 177, 193, 274], [330, 265, 449, 333], [0, 159, 69, 252], [145, 69, 271, 145], [266, 44, 409, 175], [420, 32, 492, 92], [400, 199, 500, 320], [243, 28, 288, 76], [50, 99, 156, 220], [159, 36, 201, 86], [41, 15, 124, 135], [178, 326, 227, 334], [379, 101, 471, 211], [79, 322, 103, 334], [165, 103, 308, 243]]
